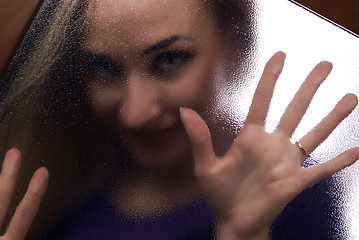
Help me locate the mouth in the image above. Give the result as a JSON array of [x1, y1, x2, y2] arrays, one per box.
[[125, 122, 183, 146]]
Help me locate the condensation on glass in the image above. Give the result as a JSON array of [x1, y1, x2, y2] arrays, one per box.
[[0, 0, 358, 239]]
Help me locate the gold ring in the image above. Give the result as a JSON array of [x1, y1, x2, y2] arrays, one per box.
[[295, 142, 310, 157]]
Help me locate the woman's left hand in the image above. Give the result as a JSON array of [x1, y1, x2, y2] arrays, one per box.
[[180, 51, 359, 240]]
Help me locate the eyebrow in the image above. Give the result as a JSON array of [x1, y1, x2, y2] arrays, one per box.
[[142, 35, 193, 55], [78, 50, 122, 71], [79, 50, 113, 66]]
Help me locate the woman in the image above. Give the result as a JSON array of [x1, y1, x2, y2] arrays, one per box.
[[0, 0, 358, 239]]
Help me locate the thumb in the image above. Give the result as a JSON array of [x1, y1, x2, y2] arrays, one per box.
[[180, 107, 216, 172]]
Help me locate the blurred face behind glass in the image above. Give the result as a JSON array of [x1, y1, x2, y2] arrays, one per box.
[[82, 0, 221, 170]]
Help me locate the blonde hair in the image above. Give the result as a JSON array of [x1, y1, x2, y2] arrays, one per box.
[[0, 0, 84, 237]]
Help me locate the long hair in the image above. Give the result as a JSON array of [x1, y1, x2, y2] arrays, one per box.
[[0, 0, 255, 237]]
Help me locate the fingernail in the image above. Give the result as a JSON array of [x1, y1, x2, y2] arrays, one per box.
[[3, 148, 19, 173], [275, 51, 286, 60], [29, 168, 49, 196], [317, 61, 333, 74], [179, 107, 188, 112], [271, 51, 286, 72], [347, 94, 358, 109]]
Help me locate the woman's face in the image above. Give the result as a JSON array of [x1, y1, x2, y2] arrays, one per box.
[[82, 0, 221, 169]]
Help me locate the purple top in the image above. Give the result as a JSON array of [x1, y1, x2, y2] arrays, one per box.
[[51, 191, 215, 240]]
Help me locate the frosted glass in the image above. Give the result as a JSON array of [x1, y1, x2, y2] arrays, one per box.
[[0, 0, 358, 239]]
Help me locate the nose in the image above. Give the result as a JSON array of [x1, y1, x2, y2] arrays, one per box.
[[120, 73, 161, 128]]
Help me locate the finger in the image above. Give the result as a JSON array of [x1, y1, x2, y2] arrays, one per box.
[[302, 147, 359, 187], [277, 61, 333, 136], [0, 148, 22, 227], [180, 107, 216, 173], [298, 94, 358, 155], [246, 51, 286, 125], [5, 167, 49, 240]]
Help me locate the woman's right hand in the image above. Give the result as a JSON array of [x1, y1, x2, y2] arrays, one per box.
[[0, 148, 49, 240]]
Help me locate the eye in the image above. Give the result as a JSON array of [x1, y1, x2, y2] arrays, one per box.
[[79, 52, 124, 83], [150, 51, 194, 76]]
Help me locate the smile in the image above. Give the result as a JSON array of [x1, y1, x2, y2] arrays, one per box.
[[125, 123, 183, 146]]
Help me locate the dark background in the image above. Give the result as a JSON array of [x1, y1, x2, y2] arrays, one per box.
[[295, 0, 359, 35]]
